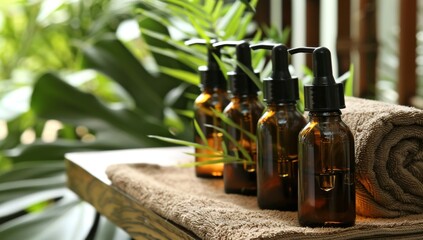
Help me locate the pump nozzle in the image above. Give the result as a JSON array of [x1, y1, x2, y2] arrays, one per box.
[[185, 39, 220, 71], [251, 43, 291, 80], [290, 46, 345, 111], [213, 41, 253, 73], [250, 43, 298, 103], [185, 39, 226, 90], [288, 47, 316, 55], [212, 41, 258, 96]]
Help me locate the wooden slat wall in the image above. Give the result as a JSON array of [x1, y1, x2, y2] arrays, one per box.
[[356, 0, 378, 99], [306, 0, 320, 69], [398, 0, 417, 106], [258, 0, 418, 106], [336, 0, 351, 75]]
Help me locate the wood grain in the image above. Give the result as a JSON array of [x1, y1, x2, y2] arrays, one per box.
[[66, 156, 198, 240]]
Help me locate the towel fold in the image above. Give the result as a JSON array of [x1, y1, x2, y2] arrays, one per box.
[[106, 164, 423, 240], [342, 97, 423, 217]]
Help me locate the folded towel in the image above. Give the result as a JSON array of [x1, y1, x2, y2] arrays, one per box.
[[342, 97, 423, 217], [106, 164, 423, 239]]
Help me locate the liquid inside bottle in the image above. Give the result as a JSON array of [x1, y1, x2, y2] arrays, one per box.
[[224, 95, 264, 195], [194, 88, 229, 178], [257, 103, 306, 210], [298, 111, 355, 227]]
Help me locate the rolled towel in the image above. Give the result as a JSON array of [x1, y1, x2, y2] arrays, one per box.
[[342, 97, 423, 217]]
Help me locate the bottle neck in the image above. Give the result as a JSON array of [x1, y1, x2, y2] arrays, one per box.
[[308, 110, 342, 122], [266, 102, 297, 111], [201, 85, 214, 94], [214, 88, 228, 95], [231, 94, 259, 102]]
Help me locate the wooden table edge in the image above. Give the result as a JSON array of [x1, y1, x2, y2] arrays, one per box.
[[65, 147, 199, 240]]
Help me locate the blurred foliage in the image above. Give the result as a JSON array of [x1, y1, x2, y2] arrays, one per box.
[[0, 0, 354, 239], [0, 0, 282, 239]]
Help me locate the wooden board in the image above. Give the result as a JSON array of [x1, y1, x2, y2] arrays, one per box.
[[65, 147, 198, 240]]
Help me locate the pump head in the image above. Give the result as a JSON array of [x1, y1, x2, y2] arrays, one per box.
[[289, 46, 345, 111], [250, 43, 299, 103], [212, 41, 259, 96], [185, 39, 226, 90]]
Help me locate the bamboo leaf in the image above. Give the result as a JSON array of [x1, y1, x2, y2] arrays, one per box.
[[159, 67, 200, 85], [204, 124, 252, 163], [174, 109, 194, 118], [212, 53, 229, 80], [189, 15, 210, 41], [179, 155, 245, 167], [346, 65, 354, 96], [203, 0, 215, 14], [218, 1, 245, 39], [148, 46, 205, 70], [211, 109, 257, 141], [235, 61, 262, 92], [240, 0, 256, 13], [164, 0, 210, 21], [194, 119, 208, 145], [281, 27, 291, 44], [236, 12, 254, 40], [211, 0, 224, 21], [148, 135, 213, 150]]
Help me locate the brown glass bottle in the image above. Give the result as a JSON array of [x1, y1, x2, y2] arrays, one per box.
[[186, 39, 230, 178], [298, 110, 355, 227], [194, 85, 229, 178], [223, 94, 264, 195], [257, 103, 306, 210]]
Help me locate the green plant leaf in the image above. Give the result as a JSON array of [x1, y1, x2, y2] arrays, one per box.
[[210, 108, 257, 141], [149, 46, 204, 70], [218, 1, 245, 39], [148, 135, 214, 150], [0, 188, 67, 219], [346, 64, 354, 96], [211, 0, 224, 21], [212, 53, 229, 80], [204, 124, 252, 163], [0, 174, 65, 203], [179, 155, 244, 167], [193, 119, 207, 145], [160, 67, 200, 85], [189, 15, 210, 41], [235, 61, 262, 92], [0, 161, 64, 182], [30, 73, 170, 148], [82, 37, 164, 116], [0, 192, 95, 240]]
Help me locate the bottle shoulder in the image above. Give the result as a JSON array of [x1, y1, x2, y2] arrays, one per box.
[[300, 118, 354, 143], [194, 92, 212, 105], [258, 107, 306, 126], [195, 92, 229, 111]]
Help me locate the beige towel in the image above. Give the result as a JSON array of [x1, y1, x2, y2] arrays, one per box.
[[106, 164, 423, 240], [342, 97, 423, 217]]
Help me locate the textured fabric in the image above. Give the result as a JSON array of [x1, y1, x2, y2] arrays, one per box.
[[107, 164, 423, 240], [342, 97, 423, 217]]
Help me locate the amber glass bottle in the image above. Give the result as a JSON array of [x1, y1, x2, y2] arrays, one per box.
[[257, 103, 305, 210], [193, 79, 229, 177], [298, 111, 355, 227], [224, 93, 263, 195], [298, 47, 355, 227], [251, 43, 306, 210], [186, 39, 230, 178], [213, 41, 264, 195]]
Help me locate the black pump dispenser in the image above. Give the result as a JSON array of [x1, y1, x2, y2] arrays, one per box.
[[213, 41, 259, 96], [305, 47, 345, 111], [250, 43, 298, 103], [290, 47, 345, 111], [185, 39, 226, 90]]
